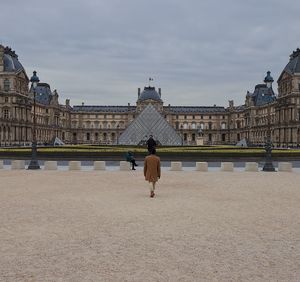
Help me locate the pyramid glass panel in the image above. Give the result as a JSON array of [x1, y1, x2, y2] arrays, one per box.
[[118, 104, 182, 145]]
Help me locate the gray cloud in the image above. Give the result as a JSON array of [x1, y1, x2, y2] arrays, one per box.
[[1, 0, 299, 107]]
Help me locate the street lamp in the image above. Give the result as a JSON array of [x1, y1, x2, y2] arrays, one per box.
[[116, 124, 120, 145], [28, 71, 40, 170], [262, 103, 275, 172]]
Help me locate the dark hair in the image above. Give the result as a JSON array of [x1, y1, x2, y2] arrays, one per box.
[[150, 148, 156, 155]]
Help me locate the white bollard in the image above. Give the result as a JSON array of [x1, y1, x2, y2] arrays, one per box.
[[196, 162, 208, 172], [11, 160, 25, 170], [221, 162, 234, 172], [245, 162, 258, 172], [69, 161, 81, 171], [0, 160, 3, 169], [120, 161, 131, 171], [278, 162, 292, 172], [44, 161, 58, 170], [94, 161, 106, 170], [170, 161, 182, 171]]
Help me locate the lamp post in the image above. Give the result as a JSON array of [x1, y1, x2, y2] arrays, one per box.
[[28, 71, 40, 170], [116, 124, 120, 145], [262, 103, 275, 172]]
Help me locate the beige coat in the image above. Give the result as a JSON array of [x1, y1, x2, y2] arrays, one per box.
[[144, 155, 161, 182]]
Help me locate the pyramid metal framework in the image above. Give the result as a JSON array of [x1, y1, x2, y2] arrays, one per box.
[[118, 104, 182, 145]]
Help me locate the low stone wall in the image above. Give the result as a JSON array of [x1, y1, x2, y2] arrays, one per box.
[[0, 160, 297, 172]]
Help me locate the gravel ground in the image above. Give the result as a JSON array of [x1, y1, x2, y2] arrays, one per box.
[[0, 170, 300, 282]]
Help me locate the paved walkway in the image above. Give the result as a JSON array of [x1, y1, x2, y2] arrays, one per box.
[[0, 170, 299, 281]]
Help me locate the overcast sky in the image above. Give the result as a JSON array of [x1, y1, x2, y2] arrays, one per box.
[[1, 0, 299, 107]]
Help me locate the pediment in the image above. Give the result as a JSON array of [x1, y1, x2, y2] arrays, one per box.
[[16, 69, 29, 81], [278, 70, 292, 83]]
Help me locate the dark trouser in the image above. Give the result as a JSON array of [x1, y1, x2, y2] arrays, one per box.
[[130, 159, 137, 170]]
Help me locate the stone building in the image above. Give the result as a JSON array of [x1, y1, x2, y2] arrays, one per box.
[[1, 44, 300, 146]]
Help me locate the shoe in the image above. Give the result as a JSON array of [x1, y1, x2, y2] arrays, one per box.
[[150, 191, 155, 198], [132, 168, 136, 170]]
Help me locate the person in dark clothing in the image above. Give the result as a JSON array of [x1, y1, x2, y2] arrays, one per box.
[[125, 151, 138, 170], [146, 135, 157, 154]]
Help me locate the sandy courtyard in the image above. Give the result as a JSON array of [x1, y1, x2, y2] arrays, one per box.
[[0, 169, 300, 282]]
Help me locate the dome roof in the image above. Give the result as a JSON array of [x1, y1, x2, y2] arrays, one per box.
[[138, 86, 162, 102], [283, 48, 300, 75], [3, 47, 25, 72]]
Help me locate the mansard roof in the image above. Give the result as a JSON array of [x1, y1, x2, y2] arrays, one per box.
[[72, 105, 136, 113], [247, 84, 276, 106], [278, 48, 300, 81], [167, 106, 226, 113], [3, 47, 25, 73], [31, 83, 53, 105], [137, 86, 162, 102]]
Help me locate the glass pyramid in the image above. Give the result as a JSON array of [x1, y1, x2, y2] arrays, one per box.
[[118, 104, 182, 145]]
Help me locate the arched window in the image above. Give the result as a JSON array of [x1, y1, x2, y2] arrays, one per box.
[[191, 122, 196, 129], [221, 122, 226, 130], [199, 123, 204, 130], [183, 122, 188, 129]]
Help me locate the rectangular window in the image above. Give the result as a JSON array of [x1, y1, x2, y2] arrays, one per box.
[[4, 109, 9, 119], [4, 79, 10, 92]]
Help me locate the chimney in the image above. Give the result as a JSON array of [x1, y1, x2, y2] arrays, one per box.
[[0, 45, 4, 72], [66, 99, 70, 107], [158, 88, 161, 97], [82, 102, 84, 106], [138, 88, 141, 98], [229, 100, 234, 108]]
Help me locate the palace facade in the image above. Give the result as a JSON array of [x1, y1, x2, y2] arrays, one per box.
[[1, 44, 300, 146]]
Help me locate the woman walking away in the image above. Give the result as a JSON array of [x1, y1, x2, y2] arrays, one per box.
[[144, 148, 161, 198]]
